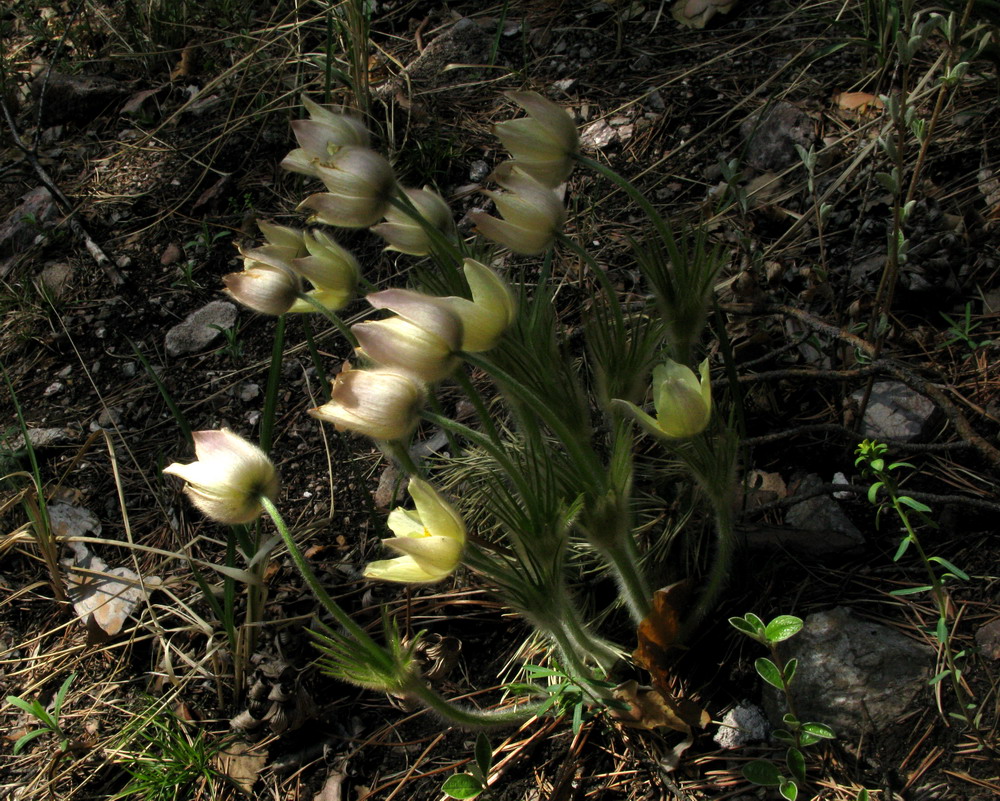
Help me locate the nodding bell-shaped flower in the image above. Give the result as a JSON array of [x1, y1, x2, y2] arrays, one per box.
[[298, 147, 396, 229], [438, 259, 516, 352], [364, 478, 465, 583], [470, 167, 566, 256], [224, 221, 306, 315], [223, 255, 300, 315], [494, 91, 579, 187], [281, 96, 370, 177], [164, 429, 279, 525], [287, 229, 360, 313], [614, 358, 712, 440], [309, 364, 425, 441], [353, 289, 462, 384], [370, 186, 455, 256]]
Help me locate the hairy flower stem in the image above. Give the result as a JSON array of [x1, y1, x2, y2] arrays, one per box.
[[260, 497, 390, 666], [598, 539, 651, 623], [295, 291, 359, 347], [681, 494, 734, 639], [402, 676, 543, 729]]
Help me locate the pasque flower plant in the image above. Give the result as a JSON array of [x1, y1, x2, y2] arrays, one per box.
[[175, 93, 738, 733]]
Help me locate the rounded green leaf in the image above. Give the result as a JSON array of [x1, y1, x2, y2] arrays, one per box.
[[801, 722, 835, 739], [786, 747, 806, 784], [742, 759, 783, 786], [780, 778, 799, 800], [783, 657, 798, 685], [442, 773, 484, 800], [755, 657, 785, 690], [475, 732, 492, 777], [773, 729, 796, 746], [765, 616, 803, 643]]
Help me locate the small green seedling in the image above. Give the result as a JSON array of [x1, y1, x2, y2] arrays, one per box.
[[442, 732, 492, 800], [7, 672, 76, 754], [940, 303, 991, 350], [729, 614, 836, 800]]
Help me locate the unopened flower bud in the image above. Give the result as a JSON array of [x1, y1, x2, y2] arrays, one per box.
[[614, 358, 712, 439], [438, 259, 516, 352], [494, 91, 579, 187], [309, 365, 424, 441], [470, 167, 565, 255]]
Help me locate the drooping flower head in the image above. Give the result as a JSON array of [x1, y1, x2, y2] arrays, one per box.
[[281, 95, 370, 177], [353, 289, 462, 383], [614, 358, 712, 440], [438, 259, 516, 352], [164, 429, 279, 525], [365, 478, 466, 583], [309, 364, 425, 441], [494, 91, 579, 187], [287, 229, 360, 313], [298, 147, 397, 229], [470, 167, 565, 256], [224, 221, 306, 315], [371, 186, 455, 256]]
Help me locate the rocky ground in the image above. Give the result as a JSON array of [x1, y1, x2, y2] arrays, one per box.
[[1, 1, 1000, 799]]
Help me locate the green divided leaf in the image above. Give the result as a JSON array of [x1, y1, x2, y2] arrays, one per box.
[[442, 773, 484, 800], [743, 759, 782, 786], [765, 616, 803, 643]]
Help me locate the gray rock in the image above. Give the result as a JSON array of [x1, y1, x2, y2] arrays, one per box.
[[851, 381, 934, 441], [740, 102, 817, 172], [0, 187, 56, 258], [782, 473, 864, 553], [36, 262, 73, 300], [30, 71, 130, 126], [164, 301, 237, 357], [765, 607, 933, 736], [3, 427, 71, 452], [714, 702, 770, 748]]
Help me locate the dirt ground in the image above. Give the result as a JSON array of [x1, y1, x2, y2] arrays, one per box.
[[2, 1, 1000, 799]]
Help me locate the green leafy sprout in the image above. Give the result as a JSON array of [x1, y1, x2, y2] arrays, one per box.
[[7, 672, 76, 754]]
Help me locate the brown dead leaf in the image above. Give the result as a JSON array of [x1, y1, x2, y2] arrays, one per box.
[[742, 469, 788, 509], [215, 741, 267, 795], [633, 580, 693, 691], [612, 680, 709, 732], [313, 772, 344, 801], [833, 92, 884, 114]]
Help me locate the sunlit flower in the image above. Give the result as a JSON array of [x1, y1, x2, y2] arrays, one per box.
[[164, 429, 279, 525], [298, 147, 396, 228], [353, 289, 462, 383], [494, 91, 579, 187], [370, 186, 455, 256], [287, 229, 360, 312], [470, 167, 565, 255], [223, 255, 300, 315], [309, 364, 424, 441], [614, 358, 712, 439], [438, 259, 516, 352], [281, 96, 370, 177], [364, 478, 465, 583]]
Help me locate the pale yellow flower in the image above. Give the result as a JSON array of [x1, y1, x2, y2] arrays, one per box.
[[438, 259, 516, 352], [309, 365, 424, 441], [298, 147, 396, 229], [164, 429, 279, 525], [223, 254, 300, 315], [281, 96, 370, 177], [287, 229, 360, 313], [614, 358, 712, 439], [370, 186, 454, 256], [494, 91, 579, 187], [353, 289, 462, 383], [470, 167, 565, 255], [364, 479, 465, 583]]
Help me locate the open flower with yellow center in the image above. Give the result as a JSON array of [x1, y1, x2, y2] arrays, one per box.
[[470, 167, 565, 256], [164, 429, 279, 525], [494, 91, 579, 187], [614, 358, 712, 439], [370, 186, 455, 256], [281, 96, 370, 177], [365, 478, 465, 583], [309, 364, 425, 441], [287, 229, 360, 312], [353, 289, 462, 383], [438, 259, 516, 352], [299, 147, 397, 229]]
